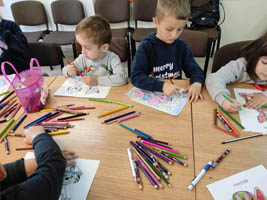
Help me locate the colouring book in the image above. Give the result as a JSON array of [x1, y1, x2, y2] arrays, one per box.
[[54, 77, 111, 99], [126, 87, 188, 115], [207, 165, 267, 200], [25, 152, 100, 200], [0, 74, 15, 101], [234, 88, 267, 133]]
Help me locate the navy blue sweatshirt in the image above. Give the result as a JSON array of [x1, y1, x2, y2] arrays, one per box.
[[0, 19, 28, 75], [131, 32, 204, 92], [0, 133, 66, 200]]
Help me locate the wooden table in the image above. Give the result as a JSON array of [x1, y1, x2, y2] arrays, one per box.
[[192, 83, 267, 200], [1, 77, 196, 200]]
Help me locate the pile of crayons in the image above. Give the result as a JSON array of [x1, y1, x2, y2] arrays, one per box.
[[125, 126, 188, 190]]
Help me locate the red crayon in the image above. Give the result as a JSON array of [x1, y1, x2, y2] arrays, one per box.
[[253, 84, 264, 91], [67, 60, 84, 77]]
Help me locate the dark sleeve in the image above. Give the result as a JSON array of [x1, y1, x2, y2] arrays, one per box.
[[0, 20, 28, 75], [1, 133, 66, 200], [130, 41, 164, 92], [181, 42, 204, 85], [1, 159, 27, 190]]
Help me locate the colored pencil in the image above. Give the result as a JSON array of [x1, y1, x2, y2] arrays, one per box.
[[137, 136, 169, 145], [7, 104, 22, 120], [141, 140, 178, 154], [88, 98, 134, 108], [222, 94, 234, 103], [151, 146, 187, 160], [48, 130, 69, 136], [67, 60, 84, 77], [11, 114, 27, 132], [216, 112, 233, 133], [136, 160, 158, 189], [132, 129, 152, 139], [120, 124, 150, 139], [116, 112, 140, 122], [213, 125, 238, 138], [98, 106, 128, 118], [0, 90, 15, 104], [222, 133, 267, 144], [0, 119, 15, 141], [217, 110, 239, 136], [57, 113, 88, 121], [51, 118, 85, 122], [24, 112, 52, 129], [218, 106, 245, 129], [0, 91, 9, 96], [16, 147, 33, 151], [102, 111, 136, 124], [253, 83, 264, 91], [55, 108, 83, 115]]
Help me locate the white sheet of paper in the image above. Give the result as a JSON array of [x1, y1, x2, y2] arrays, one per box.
[[24, 153, 100, 200], [207, 165, 267, 200], [234, 88, 267, 133], [126, 87, 188, 115], [54, 77, 111, 99], [60, 159, 100, 200], [0, 74, 15, 101]]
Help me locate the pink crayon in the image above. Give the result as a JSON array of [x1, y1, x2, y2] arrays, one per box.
[[116, 112, 140, 123]]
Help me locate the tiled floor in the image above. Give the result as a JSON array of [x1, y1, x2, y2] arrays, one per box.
[[42, 45, 213, 78]]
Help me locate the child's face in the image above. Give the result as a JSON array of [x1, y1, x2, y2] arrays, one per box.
[[153, 16, 187, 44], [76, 33, 108, 62], [255, 56, 267, 81]]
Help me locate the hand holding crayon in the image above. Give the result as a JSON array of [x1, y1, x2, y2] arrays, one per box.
[[67, 60, 83, 77], [221, 95, 242, 113]]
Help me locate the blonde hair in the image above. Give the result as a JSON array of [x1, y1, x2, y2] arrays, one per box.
[[155, 0, 191, 21], [75, 16, 112, 46]]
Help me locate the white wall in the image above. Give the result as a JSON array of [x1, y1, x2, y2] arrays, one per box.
[[0, 0, 267, 46]]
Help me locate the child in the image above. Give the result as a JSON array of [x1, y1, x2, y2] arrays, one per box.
[[0, 126, 77, 199], [0, 17, 28, 74], [130, 0, 204, 102], [62, 16, 127, 86], [206, 34, 267, 113]]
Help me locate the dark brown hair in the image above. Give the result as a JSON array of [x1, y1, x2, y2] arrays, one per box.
[[75, 16, 112, 46], [155, 0, 191, 21], [240, 34, 267, 81]]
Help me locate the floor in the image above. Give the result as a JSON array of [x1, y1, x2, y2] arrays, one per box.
[[41, 45, 213, 78]]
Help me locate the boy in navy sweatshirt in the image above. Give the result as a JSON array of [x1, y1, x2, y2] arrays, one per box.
[[0, 18, 28, 75], [131, 0, 204, 102]]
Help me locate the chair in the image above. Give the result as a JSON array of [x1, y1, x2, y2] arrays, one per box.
[[189, 0, 223, 57], [211, 41, 250, 73], [11, 1, 49, 42], [132, 0, 157, 58], [180, 29, 213, 79], [24, 42, 64, 69], [94, 0, 131, 76], [43, 0, 85, 59]]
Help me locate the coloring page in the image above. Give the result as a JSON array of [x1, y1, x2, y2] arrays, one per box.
[[54, 77, 111, 99], [126, 87, 188, 116], [234, 88, 267, 133]]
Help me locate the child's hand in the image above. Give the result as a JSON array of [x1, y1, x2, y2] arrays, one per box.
[[67, 64, 77, 77], [62, 150, 78, 166], [245, 93, 267, 109], [222, 99, 242, 113], [82, 76, 98, 86], [162, 82, 181, 96], [184, 82, 203, 102], [0, 163, 7, 181], [24, 126, 45, 145]]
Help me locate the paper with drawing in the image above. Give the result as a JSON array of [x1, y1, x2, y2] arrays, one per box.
[[25, 152, 100, 200], [54, 77, 111, 98], [207, 165, 267, 200], [126, 87, 188, 115], [234, 88, 267, 133]]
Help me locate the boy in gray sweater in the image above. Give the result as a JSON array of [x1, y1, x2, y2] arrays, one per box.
[[62, 16, 127, 86]]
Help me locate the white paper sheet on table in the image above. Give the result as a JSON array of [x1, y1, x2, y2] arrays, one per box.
[[207, 165, 267, 200], [0, 74, 15, 101], [24, 152, 100, 200], [234, 88, 267, 133], [54, 77, 111, 99], [126, 87, 188, 116]]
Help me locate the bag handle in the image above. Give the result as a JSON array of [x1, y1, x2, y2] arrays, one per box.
[[1, 61, 21, 85], [29, 58, 42, 77]]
